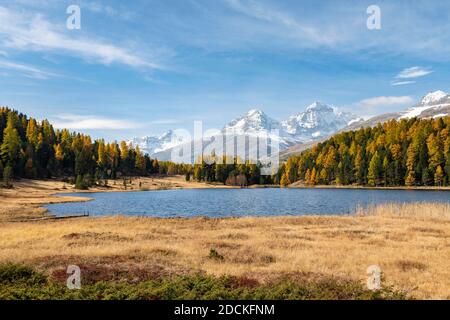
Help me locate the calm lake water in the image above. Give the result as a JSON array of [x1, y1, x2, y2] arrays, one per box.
[[45, 188, 450, 218]]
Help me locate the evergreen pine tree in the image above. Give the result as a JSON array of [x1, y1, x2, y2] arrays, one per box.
[[1, 114, 22, 174], [367, 152, 381, 186]]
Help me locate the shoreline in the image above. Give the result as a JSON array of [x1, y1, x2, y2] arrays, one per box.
[[48, 182, 450, 219], [0, 176, 237, 222], [287, 184, 450, 191], [3, 176, 450, 222]]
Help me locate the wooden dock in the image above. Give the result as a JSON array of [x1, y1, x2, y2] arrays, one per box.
[[8, 212, 90, 223]]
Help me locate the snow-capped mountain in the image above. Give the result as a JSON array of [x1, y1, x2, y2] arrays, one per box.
[[224, 103, 357, 142], [129, 102, 358, 159], [129, 130, 189, 156], [282, 102, 356, 139], [222, 109, 295, 149], [418, 90, 448, 105], [281, 91, 450, 160], [335, 90, 450, 138], [345, 90, 450, 133], [224, 109, 283, 134], [400, 90, 450, 119], [131, 89, 450, 161]]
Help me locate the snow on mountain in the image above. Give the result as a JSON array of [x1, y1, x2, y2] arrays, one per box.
[[131, 91, 450, 161], [281, 102, 356, 140], [222, 104, 357, 147], [222, 109, 295, 148], [217, 108, 299, 161], [282, 91, 450, 160], [129, 130, 189, 156], [400, 90, 450, 119], [418, 90, 448, 106], [224, 109, 283, 134], [129, 103, 358, 160], [343, 90, 450, 134]]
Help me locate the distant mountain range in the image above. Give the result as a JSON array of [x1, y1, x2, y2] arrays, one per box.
[[280, 90, 450, 159], [344, 90, 450, 131], [129, 90, 450, 161], [129, 102, 359, 161]]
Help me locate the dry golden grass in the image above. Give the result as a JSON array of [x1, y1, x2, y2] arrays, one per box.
[[356, 202, 450, 220], [0, 202, 449, 299]]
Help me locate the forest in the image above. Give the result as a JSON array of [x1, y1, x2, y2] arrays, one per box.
[[277, 116, 450, 187], [0, 107, 191, 189], [0, 108, 269, 188], [2, 107, 450, 188]]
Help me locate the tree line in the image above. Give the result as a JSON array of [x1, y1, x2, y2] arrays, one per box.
[[0, 108, 272, 188], [277, 116, 450, 187], [0, 108, 190, 189], [3, 107, 450, 189], [189, 155, 273, 186]]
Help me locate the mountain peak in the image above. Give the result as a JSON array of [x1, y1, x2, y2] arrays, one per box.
[[282, 102, 357, 138], [420, 90, 448, 106], [224, 108, 280, 133], [159, 130, 173, 139], [244, 108, 267, 121], [246, 108, 264, 116], [305, 101, 333, 112], [128, 103, 358, 159]]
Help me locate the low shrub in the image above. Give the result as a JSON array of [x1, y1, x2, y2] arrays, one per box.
[[208, 248, 224, 260], [0, 264, 47, 286], [0, 264, 409, 300]]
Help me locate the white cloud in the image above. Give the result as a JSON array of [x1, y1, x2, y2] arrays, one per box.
[[396, 66, 433, 79], [357, 96, 414, 109], [148, 119, 180, 125], [52, 114, 139, 130], [84, 2, 117, 15], [390, 66, 433, 86], [83, 1, 136, 20], [0, 59, 56, 79], [202, 1, 450, 60], [0, 6, 158, 69], [223, 0, 339, 46], [391, 80, 416, 86]]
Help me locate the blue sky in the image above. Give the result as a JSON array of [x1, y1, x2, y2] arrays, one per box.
[[1, 0, 450, 140]]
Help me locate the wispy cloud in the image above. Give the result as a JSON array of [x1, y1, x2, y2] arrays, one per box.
[[0, 6, 158, 69], [0, 59, 57, 79], [197, 1, 450, 60], [52, 114, 139, 130], [148, 119, 180, 125], [390, 66, 433, 86], [223, 0, 339, 46], [82, 1, 136, 20], [357, 96, 414, 109], [396, 66, 433, 79], [391, 80, 416, 86]]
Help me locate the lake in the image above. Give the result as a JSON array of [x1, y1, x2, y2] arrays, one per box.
[[45, 188, 450, 218]]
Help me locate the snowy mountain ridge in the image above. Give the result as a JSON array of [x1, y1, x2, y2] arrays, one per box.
[[281, 102, 356, 137], [129, 130, 189, 155], [130, 91, 450, 160], [400, 90, 450, 119], [130, 102, 358, 157]]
